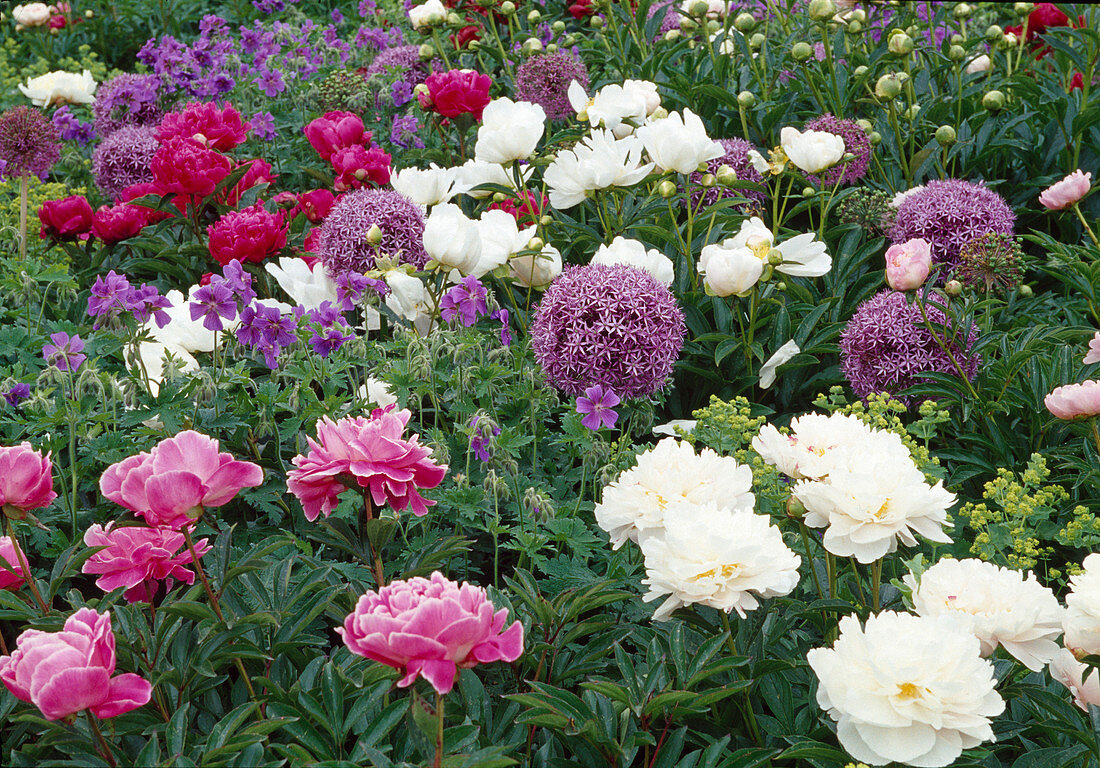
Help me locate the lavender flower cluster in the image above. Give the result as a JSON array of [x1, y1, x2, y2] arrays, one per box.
[[86, 271, 172, 330]]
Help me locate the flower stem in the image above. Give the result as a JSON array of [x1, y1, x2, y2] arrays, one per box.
[[719, 611, 763, 746], [361, 492, 386, 588], [18, 176, 28, 261], [798, 521, 824, 600], [914, 291, 981, 402], [86, 711, 117, 768], [870, 558, 883, 612], [1074, 203, 1100, 248], [433, 692, 445, 768], [5, 517, 48, 614]]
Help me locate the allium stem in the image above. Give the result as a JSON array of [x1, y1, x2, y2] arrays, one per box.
[[85, 710, 117, 768], [18, 176, 28, 261], [5, 517, 48, 615], [914, 291, 982, 402]]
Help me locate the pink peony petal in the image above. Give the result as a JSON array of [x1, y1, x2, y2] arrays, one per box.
[[90, 673, 153, 718], [32, 665, 111, 720]]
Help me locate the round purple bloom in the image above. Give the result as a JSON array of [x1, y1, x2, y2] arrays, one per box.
[[515, 53, 589, 122], [689, 137, 766, 209], [890, 179, 1015, 271], [840, 290, 979, 402], [364, 45, 433, 87], [804, 114, 871, 187], [530, 264, 686, 398], [92, 125, 159, 201], [318, 188, 427, 277], [0, 107, 61, 179], [648, 1, 681, 36], [92, 74, 164, 137]]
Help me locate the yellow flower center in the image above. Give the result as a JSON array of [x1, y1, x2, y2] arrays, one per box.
[[896, 682, 926, 700], [690, 564, 741, 582], [746, 234, 772, 262]]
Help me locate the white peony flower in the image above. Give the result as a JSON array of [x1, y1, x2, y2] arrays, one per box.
[[780, 126, 845, 175], [591, 237, 674, 285], [698, 218, 830, 294], [906, 558, 1064, 671], [697, 240, 764, 296], [543, 148, 589, 209], [747, 149, 771, 175], [455, 158, 533, 199], [475, 98, 546, 165], [636, 109, 724, 174], [568, 80, 650, 138], [422, 203, 482, 274], [679, 0, 729, 18], [759, 340, 799, 389], [652, 419, 697, 437], [358, 377, 398, 408], [544, 130, 653, 209], [382, 269, 432, 322], [475, 209, 536, 278], [13, 3, 51, 26], [133, 341, 199, 398], [509, 243, 562, 288], [19, 69, 97, 108], [1064, 553, 1100, 657], [639, 502, 800, 621], [966, 54, 992, 74], [1049, 648, 1100, 711], [594, 437, 754, 549], [752, 411, 909, 481], [622, 80, 661, 116], [793, 451, 955, 563], [408, 0, 446, 29], [392, 164, 467, 207], [808, 611, 1004, 768], [265, 257, 338, 310]]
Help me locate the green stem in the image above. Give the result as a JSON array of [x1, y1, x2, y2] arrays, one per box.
[[871, 558, 883, 611], [86, 711, 117, 768], [361, 491, 387, 588], [5, 517, 48, 614], [1074, 203, 1100, 248], [19, 176, 28, 261], [433, 692, 445, 768], [798, 521, 824, 600], [719, 611, 763, 746], [914, 291, 981, 402]]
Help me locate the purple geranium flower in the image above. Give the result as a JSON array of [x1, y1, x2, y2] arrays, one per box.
[[43, 332, 87, 372], [87, 271, 135, 328], [2, 383, 31, 408], [490, 308, 512, 346], [189, 282, 237, 331], [575, 385, 620, 431], [469, 414, 502, 462], [439, 276, 489, 327], [130, 284, 172, 328]]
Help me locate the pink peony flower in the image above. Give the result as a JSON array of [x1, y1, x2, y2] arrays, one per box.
[[207, 203, 288, 266], [331, 145, 392, 192], [91, 202, 147, 245], [0, 536, 27, 591], [221, 158, 278, 208], [0, 442, 57, 519], [1039, 170, 1092, 211], [82, 523, 210, 602], [38, 195, 94, 241], [0, 607, 152, 721], [1086, 332, 1100, 365], [287, 407, 447, 522], [292, 189, 337, 224], [884, 237, 932, 291], [150, 137, 232, 199], [99, 431, 264, 529], [1049, 648, 1100, 712], [304, 111, 370, 162], [337, 572, 523, 694], [155, 101, 251, 152], [1045, 380, 1100, 420]]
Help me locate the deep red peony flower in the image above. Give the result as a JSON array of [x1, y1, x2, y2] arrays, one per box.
[[452, 24, 481, 49], [304, 110, 370, 161], [155, 101, 251, 151], [207, 203, 288, 266], [38, 195, 93, 240], [420, 70, 493, 121], [331, 145, 392, 192], [150, 137, 233, 199], [91, 203, 148, 245], [568, 0, 596, 19], [489, 190, 546, 226], [119, 183, 173, 224]]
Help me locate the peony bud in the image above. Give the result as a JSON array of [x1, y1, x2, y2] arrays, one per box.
[[889, 32, 914, 56], [808, 0, 836, 21], [767, 248, 784, 266], [552, 20, 565, 32], [546, 43, 557, 53], [868, 131, 882, 145], [847, 19, 862, 34], [856, 118, 873, 134], [944, 279, 963, 297], [1014, 2, 1034, 16], [884, 238, 932, 291], [527, 236, 544, 251], [716, 164, 738, 185], [737, 90, 756, 108], [690, 1, 709, 17], [802, 186, 816, 198], [1019, 284, 1032, 296], [367, 224, 383, 245], [749, 32, 765, 49], [792, 41, 813, 61], [875, 73, 903, 99], [935, 125, 957, 146], [985, 24, 1003, 41], [699, 173, 716, 187], [948, 44, 965, 61], [591, 15, 605, 27], [854, 64, 868, 77], [734, 12, 756, 31], [523, 37, 543, 53], [418, 44, 435, 61], [658, 180, 677, 198], [527, 9, 541, 22], [954, 3, 972, 18], [982, 90, 1005, 111], [500, 1, 515, 14]]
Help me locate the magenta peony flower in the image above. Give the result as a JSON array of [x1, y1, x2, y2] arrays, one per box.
[[0, 443, 57, 519], [150, 137, 232, 199], [82, 523, 210, 602], [0, 607, 152, 721], [91, 202, 148, 245], [337, 572, 523, 694], [331, 144, 392, 192], [221, 158, 279, 208], [0, 536, 27, 591], [1039, 169, 1092, 211], [287, 407, 447, 522], [207, 203, 288, 266], [1045, 380, 1100, 420], [304, 110, 370, 161], [155, 101, 250, 151], [38, 195, 94, 240], [99, 430, 264, 529]]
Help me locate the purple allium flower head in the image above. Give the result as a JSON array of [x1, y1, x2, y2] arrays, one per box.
[[804, 114, 872, 187], [440, 276, 489, 327], [531, 264, 686, 398], [87, 271, 135, 327], [318, 188, 428, 278], [2, 383, 31, 408], [364, 44, 432, 85], [92, 74, 164, 137], [576, 385, 621, 431], [43, 332, 87, 372], [689, 138, 766, 210], [890, 179, 1015, 270], [648, 0, 681, 36], [189, 282, 237, 331], [515, 52, 589, 121], [92, 125, 159, 201], [840, 289, 980, 402], [0, 107, 61, 180]]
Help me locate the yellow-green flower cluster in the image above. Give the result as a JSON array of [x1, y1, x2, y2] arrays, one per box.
[[0, 177, 86, 261], [689, 394, 767, 461]]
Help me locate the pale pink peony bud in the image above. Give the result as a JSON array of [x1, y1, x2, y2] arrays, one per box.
[[1039, 169, 1091, 211], [1045, 380, 1100, 420], [884, 237, 932, 291]]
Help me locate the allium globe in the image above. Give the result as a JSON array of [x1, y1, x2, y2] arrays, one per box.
[[92, 125, 159, 201], [337, 572, 523, 695], [82, 522, 210, 603], [92, 73, 164, 137], [287, 407, 447, 521], [515, 52, 590, 121], [530, 264, 686, 398], [150, 137, 232, 198], [317, 188, 428, 277], [840, 290, 979, 401], [803, 113, 872, 187], [688, 137, 766, 209], [207, 203, 288, 266], [0, 106, 61, 179], [155, 101, 251, 151], [890, 179, 1015, 269]]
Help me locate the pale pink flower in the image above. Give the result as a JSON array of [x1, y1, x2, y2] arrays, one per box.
[[884, 237, 932, 291], [1084, 331, 1100, 365], [1049, 648, 1100, 711], [0, 536, 27, 591], [0, 607, 152, 721], [1039, 170, 1091, 211], [337, 571, 523, 694], [99, 431, 263, 529], [287, 407, 447, 522], [0, 442, 57, 519], [1045, 380, 1100, 420], [82, 523, 210, 602]]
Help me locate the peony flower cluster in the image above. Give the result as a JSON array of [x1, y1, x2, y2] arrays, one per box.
[[155, 101, 250, 151], [780, 125, 845, 176], [338, 572, 523, 695], [419, 69, 492, 121], [808, 611, 1004, 767], [474, 98, 546, 165], [544, 128, 654, 209], [636, 108, 724, 174], [19, 70, 97, 108], [567, 79, 661, 138], [207, 203, 288, 266]]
